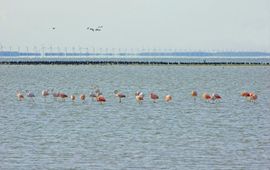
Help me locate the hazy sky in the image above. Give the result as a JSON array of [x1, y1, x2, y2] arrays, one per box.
[[0, 0, 269, 51]]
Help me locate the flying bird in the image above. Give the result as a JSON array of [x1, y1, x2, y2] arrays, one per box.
[[86, 27, 95, 31]]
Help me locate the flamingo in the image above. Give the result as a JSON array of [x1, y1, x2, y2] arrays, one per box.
[[241, 91, 257, 102], [191, 90, 198, 97], [16, 90, 24, 101], [96, 95, 106, 104], [164, 95, 172, 102], [80, 94, 86, 102], [59, 92, 68, 101], [70, 95, 76, 101], [150, 92, 159, 103], [202, 92, 211, 101], [26, 90, 35, 101], [211, 93, 222, 101], [114, 90, 126, 103], [241, 91, 250, 97], [42, 90, 49, 101], [42, 90, 49, 97], [191, 90, 198, 101], [89, 88, 102, 101], [247, 92, 258, 102], [135, 91, 144, 104]]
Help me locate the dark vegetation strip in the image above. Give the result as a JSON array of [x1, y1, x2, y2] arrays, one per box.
[[0, 61, 269, 65]]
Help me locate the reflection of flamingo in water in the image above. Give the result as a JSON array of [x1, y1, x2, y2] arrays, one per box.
[[114, 90, 126, 103], [150, 92, 159, 103]]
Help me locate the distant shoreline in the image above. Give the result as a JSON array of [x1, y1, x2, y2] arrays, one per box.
[[0, 60, 269, 65]]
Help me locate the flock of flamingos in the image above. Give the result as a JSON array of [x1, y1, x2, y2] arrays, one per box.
[[15, 88, 258, 104]]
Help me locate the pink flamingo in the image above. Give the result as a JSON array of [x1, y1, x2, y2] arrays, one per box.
[[59, 92, 68, 101], [96, 95, 106, 104], [90, 89, 102, 101], [80, 94, 86, 102], [191, 90, 198, 97], [16, 90, 24, 101], [202, 92, 211, 101], [42, 90, 49, 97], [150, 92, 159, 103], [211, 93, 222, 101], [164, 95, 172, 102], [191, 90, 198, 101], [70, 95, 76, 101], [135, 91, 144, 104], [114, 90, 126, 103], [241, 91, 258, 102], [247, 92, 258, 102], [42, 90, 49, 101], [241, 91, 250, 97]]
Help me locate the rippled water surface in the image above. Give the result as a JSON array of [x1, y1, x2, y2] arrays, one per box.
[[0, 65, 270, 169]]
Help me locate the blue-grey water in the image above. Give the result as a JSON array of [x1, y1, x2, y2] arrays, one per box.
[[0, 64, 270, 169]]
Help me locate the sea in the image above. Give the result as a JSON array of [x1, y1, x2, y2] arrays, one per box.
[[0, 56, 270, 169]]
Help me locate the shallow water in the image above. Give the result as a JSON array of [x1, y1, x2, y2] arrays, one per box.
[[0, 65, 270, 169]]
